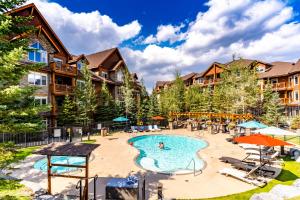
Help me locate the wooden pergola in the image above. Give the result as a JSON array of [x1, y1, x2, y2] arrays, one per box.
[[34, 143, 99, 199], [169, 112, 253, 121]]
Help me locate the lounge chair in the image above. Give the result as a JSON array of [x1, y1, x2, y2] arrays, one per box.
[[143, 126, 150, 132], [148, 125, 155, 132], [136, 126, 144, 132], [219, 166, 267, 187], [131, 126, 138, 133], [245, 151, 281, 164], [153, 125, 161, 131], [219, 156, 255, 166], [230, 162, 275, 177]]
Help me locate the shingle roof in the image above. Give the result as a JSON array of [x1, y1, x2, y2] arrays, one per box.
[[194, 72, 204, 78], [155, 81, 170, 87], [259, 61, 300, 78], [180, 72, 197, 81], [85, 48, 117, 69]]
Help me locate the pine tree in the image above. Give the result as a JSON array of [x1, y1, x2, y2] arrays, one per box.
[[58, 95, 76, 126], [95, 81, 115, 122], [0, 0, 49, 134], [137, 79, 149, 124], [148, 91, 160, 117], [120, 70, 135, 121], [76, 64, 97, 136], [261, 83, 283, 126]]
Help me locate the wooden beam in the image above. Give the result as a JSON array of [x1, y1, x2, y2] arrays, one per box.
[[84, 155, 89, 200], [47, 155, 51, 194], [50, 174, 86, 179], [51, 163, 87, 168]]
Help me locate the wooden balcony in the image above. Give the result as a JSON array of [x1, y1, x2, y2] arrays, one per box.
[[270, 82, 293, 91], [202, 78, 221, 85], [50, 62, 77, 76], [50, 83, 74, 95], [280, 98, 290, 105]]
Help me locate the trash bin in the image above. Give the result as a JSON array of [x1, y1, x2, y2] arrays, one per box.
[[101, 128, 107, 137]]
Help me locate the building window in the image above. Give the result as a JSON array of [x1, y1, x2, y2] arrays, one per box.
[[295, 76, 299, 85], [197, 78, 204, 84], [34, 96, 48, 105], [77, 60, 83, 70], [295, 91, 299, 101], [28, 72, 47, 86], [271, 79, 278, 84], [28, 42, 48, 63], [53, 58, 63, 68], [117, 70, 123, 82], [101, 71, 108, 79]]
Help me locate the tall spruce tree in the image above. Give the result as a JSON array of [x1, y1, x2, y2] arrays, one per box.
[[120, 70, 135, 120], [58, 95, 76, 126], [0, 0, 49, 134], [261, 83, 283, 126], [148, 90, 160, 117], [76, 64, 97, 134], [95, 81, 115, 122]]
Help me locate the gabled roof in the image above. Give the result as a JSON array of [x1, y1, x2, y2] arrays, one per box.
[[180, 72, 197, 81], [225, 59, 271, 69], [86, 48, 117, 69], [259, 61, 300, 79], [8, 3, 71, 58], [155, 81, 170, 88], [69, 54, 89, 64], [201, 62, 225, 77], [194, 72, 204, 79]]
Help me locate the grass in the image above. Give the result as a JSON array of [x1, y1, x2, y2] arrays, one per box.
[[0, 146, 39, 200], [81, 139, 96, 144], [198, 157, 300, 200]]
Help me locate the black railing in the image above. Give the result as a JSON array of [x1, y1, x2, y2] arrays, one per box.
[[76, 175, 98, 200]]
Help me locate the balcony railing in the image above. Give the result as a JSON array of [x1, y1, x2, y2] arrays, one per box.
[[270, 82, 293, 90], [280, 98, 289, 104], [51, 83, 74, 94], [50, 62, 77, 75], [202, 78, 221, 85]]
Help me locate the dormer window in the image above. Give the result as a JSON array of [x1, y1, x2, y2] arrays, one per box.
[[257, 65, 265, 73], [28, 42, 48, 63], [101, 71, 108, 79]]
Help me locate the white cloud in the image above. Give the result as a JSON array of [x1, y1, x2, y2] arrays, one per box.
[[28, 0, 141, 54], [143, 24, 185, 44], [121, 0, 300, 91], [27, 0, 300, 92]]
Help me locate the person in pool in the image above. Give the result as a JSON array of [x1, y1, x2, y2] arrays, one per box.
[[159, 142, 165, 149]]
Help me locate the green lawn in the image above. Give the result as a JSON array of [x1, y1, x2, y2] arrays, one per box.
[[0, 146, 39, 200], [197, 157, 300, 200], [274, 135, 300, 146]]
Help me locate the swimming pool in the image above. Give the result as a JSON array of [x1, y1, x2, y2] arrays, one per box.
[[128, 135, 207, 174], [34, 156, 86, 174]]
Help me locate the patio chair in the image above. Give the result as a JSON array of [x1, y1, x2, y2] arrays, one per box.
[[219, 166, 267, 187], [148, 125, 155, 132], [131, 126, 138, 133], [136, 126, 144, 132], [245, 151, 280, 162], [143, 126, 150, 132], [153, 125, 161, 131], [231, 162, 275, 177], [219, 156, 255, 166]]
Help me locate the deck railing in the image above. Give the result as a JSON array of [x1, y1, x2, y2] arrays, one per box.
[[50, 62, 77, 75]]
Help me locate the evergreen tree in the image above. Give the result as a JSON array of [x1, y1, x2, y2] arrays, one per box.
[[58, 95, 76, 126], [76, 64, 97, 135], [148, 91, 160, 117], [261, 83, 283, 126], [137, 79, 149, 123], [0, 0, 49, 133], [95, 81, 115, 122], [120, 70, 135, 120]]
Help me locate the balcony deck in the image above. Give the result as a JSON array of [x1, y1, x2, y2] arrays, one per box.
[[50, 83, 74, 95], [50, 62, 77, 76]]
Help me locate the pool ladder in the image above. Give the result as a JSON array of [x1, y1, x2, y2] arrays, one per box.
[[186, 158, 197, 176]]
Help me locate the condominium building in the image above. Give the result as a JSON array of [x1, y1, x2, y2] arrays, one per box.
[[10, 3, 141, 126]]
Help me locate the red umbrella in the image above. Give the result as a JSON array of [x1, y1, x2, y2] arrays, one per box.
[[234, 134, 292, 164], [152, 116, 165, 120]]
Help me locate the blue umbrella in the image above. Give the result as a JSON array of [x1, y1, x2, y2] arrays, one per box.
[[113, 117, 129, 122], [237, 120, 268, 129]]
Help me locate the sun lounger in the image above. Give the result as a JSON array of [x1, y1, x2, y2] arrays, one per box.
[[245, 151, 280, 162], [131, 126, 138, 133], [219, 166, 267, 187], [231, 162, 275, 177], [148, 125, 155, 132], [219, 156, 255, 165], [143, 126, 150, 132], [153, 125, 161, 131]]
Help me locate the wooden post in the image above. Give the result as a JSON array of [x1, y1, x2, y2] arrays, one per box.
[[84, 155, 89, 200], [47, 155, 52, 194]]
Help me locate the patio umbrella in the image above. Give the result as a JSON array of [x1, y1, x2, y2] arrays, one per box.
[[234, 134, 292, 164], [152, 116, 165, 120], [237, 120, 268, 129], [113, 117, 129, 122], [253, 126, 298, 136]]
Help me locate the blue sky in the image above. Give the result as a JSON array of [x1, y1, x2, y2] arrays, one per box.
[[29, 0, 300, 90]]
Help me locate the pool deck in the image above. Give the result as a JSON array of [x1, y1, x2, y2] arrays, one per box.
[[7, 129, 282, 199]]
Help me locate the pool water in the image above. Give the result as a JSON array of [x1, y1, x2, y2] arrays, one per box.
[[34, 156, 86, 174], [128, 135, 207, 174]]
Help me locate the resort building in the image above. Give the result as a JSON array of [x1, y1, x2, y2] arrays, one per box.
[[10, 3, 141, 127], [155, 58, 300, 117]]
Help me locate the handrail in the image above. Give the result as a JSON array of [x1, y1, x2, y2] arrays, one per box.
[[186, 158, 196, 176], [75, 175, 98, 200]]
